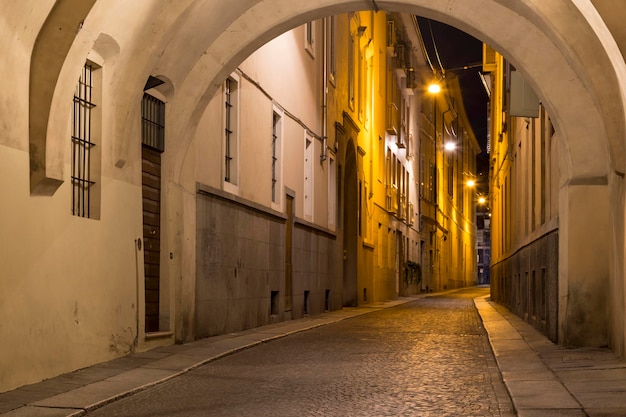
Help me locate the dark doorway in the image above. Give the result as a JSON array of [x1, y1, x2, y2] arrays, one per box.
[[343, 140, 358, 307]]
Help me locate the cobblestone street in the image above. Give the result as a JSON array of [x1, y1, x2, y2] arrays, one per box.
[[86, 287, 514, 416]]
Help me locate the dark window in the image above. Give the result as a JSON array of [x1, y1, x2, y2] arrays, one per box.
[[272, 112, 279, 202], [225, 78, 234, 182], [72, 64, 96, 218], [141, 93, 165, 152]]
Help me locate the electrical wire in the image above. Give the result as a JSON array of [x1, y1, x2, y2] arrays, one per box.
[[412, 16, 435, 74], [428, 19, 446, 76]]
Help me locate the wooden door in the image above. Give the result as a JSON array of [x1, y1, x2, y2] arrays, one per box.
[[142, 145, 161, 332]]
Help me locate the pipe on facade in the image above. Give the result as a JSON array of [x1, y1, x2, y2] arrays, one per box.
[[321, 18, 328, 162]]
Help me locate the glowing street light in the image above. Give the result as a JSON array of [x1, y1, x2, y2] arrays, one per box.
[[444, 142, 456, 151], [467, 179, 476, 187], [428, 82, 442, 94], [478, 196, 487, 204]]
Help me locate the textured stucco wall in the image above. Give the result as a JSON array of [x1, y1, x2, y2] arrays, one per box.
[[0, 146, 142, 392]]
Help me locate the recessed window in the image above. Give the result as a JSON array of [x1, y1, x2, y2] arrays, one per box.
[[303, 290, 310, 315], [328, 156, 336, 230], [272, 108, 283, 205], [224, 74, 240, 188], [141, 94, 165, 152], [271, 290, 279, 316], [348, 31, 355, 110], [327, 16, 336, 85], [71, 62, 101, 219], [304, 135, 314, 220], [305, 21, 315, 58]]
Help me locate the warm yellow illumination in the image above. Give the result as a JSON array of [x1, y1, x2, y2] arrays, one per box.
[[478, 196, 487, 204], [467, 179, 476, 187], [428, 83, 441, 94], [444, 142, 456, 151]]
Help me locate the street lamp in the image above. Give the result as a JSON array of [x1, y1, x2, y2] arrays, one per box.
[[428, 79, 442, 291], [444, 141, 456, 151], [428, 80, 440, 229], [428, 82, 441, 94]]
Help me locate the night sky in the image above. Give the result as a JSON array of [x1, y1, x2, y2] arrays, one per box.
[[416, 17, 490, 179]]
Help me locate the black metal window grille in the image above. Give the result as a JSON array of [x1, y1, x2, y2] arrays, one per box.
[[225, 78, 234, 182], [141, 93, 165, 152], [72, 64, 96, 218], [306, 22, 314, 48], [272, 112, 279, 202]]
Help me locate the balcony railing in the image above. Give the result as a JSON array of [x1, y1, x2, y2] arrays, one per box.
[[385, 184, 398, 213]]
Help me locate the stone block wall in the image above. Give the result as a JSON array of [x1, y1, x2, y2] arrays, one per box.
[[195, 188, 339, 338], [491, 230, 559, 342]]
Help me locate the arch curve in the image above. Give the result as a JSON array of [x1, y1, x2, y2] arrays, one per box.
[[156, 0, 624, 185]]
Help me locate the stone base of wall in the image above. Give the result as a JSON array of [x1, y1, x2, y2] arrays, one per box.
[[195, 188, 338, 338], [491, 230, 558, 342]]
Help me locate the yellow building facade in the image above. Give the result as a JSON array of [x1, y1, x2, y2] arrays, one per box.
[[485, 46, 562, 342]]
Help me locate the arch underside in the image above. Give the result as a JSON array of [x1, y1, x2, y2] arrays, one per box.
[[28, 0, 624, 190], [24, 0, 626, 351]]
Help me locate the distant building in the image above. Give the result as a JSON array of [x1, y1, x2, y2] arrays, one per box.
[[483, 46, 560, 341]]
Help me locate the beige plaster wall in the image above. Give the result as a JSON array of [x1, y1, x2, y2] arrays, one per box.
[[0, 146, 142, 392]]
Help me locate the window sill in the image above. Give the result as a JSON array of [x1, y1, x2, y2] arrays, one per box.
[[145, 331, 174, 341]]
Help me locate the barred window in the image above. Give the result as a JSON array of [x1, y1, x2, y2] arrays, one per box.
[[224, 75, 239, 186], [272, 112, 280, 203], [305, 21, 315, 57], [72, 64, 96, 218], [141, 93, 165, 152]]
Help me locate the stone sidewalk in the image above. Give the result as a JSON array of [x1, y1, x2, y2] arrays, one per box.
[[1, 290, 625, 417], [475, 296, 626, 417]]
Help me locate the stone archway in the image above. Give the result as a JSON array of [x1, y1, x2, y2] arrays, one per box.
[[156, 0, 624, 352], [22, 0, 626, 354], [153, 0, 626, 353]]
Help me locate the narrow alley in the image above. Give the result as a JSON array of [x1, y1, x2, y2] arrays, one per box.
[[86, 287, 513, 417]]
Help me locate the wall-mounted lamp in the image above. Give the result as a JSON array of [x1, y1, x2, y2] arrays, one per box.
[[443, 142, 456, 151], [428, 82, 441, 94]]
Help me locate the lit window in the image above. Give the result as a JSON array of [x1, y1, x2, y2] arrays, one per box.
[[348, 28, 355, 109]]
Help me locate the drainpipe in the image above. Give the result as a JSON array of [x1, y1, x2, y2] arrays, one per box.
[[321, 17, 328, 162], [369, 12, 374, 199]]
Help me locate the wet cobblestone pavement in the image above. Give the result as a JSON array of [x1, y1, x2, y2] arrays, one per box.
[[86, 287, 515, 416]]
